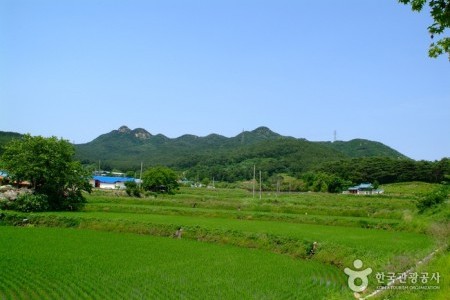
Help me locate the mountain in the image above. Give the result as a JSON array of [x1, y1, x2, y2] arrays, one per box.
[[72, 126, 408, 174], [74, 126, 285, 168], [0, 131, 23, 155], [318, 139, 407, 159], [2, 128, 447, 185], [0, 127, 409, 180]]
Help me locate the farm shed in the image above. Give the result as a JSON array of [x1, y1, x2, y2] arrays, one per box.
[[92, 176, 135, 190], [347, 183, 384, 195]]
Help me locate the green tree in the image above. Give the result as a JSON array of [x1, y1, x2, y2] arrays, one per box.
[[142, 166, 179, 194], [0, 134, 91, 210], [124, 181, 141, 197], [399, 0, 450, 59], [416, 185, 449, 212]]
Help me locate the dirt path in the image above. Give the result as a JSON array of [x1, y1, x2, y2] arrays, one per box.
[[361, 247, 443, 299]]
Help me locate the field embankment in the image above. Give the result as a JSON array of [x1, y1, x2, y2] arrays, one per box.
[[1, 183, 448, 299]]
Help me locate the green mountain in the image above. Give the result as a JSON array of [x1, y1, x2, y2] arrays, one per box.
[[4, 128, 448, 185], [72, 126, 408, 175], [318, 139, 407, 159], [0, 131, 23, 155], [74, 126, 285, 169], [0, 127, 409, 181]]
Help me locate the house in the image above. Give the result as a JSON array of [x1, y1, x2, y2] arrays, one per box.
[[0, 171, 7, 184], [91, 176, 135, 190], [0, 171, 31, 187], [347, 183, 384, 195]]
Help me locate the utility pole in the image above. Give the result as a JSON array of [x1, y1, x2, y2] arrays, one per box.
[[259, 170, 262, 200], [139, 161, 143, 189], [253, 165, 256, 198], [276, 179, 280, 197]]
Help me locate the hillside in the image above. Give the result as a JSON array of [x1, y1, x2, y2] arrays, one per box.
[[319, 139, 407, 159], [0, 131, 23, 155], [72, 126, 408, 175], [75, 126, 290, 169], [0, 127, 411, 181]]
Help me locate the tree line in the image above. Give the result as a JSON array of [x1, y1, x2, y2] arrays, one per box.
[[1, 135, 448, 214], [315, 157, 450, 185]]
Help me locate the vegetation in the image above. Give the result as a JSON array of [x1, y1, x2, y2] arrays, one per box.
[[0, 184, 448, 299], [68, 126, 407, 175], [319, 139, 407, 158], [316, 157, 450, 185], [399, 0, 450, 59], [11, 193, 50, 212], [382, 249, 450, 300], [0, 135, 91, 211], [0, 131, 22, 155], [71, 126, 449, 187], [3, 129, 448, 191], [142, 166, 179, 194], [0, 226, 348, 299], [416, 185, 449, 212], [124, 181, 141, 197], [0, 130, 448, 298]]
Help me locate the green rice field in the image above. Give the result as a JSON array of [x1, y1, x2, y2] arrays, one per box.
[[1, 182, 448, 299], [0, 226, 348, 299]]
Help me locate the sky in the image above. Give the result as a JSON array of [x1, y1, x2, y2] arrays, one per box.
[[1, 0, 449, 161]]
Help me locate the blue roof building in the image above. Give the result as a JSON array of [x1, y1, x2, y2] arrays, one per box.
[[92, 176, 135, 189], [348, 183, 383, 195]]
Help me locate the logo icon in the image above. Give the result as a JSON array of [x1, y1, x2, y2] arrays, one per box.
[[344, 259, 372, 293]]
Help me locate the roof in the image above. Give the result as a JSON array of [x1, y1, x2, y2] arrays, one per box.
[[93, 176, 135, 184], [349, 183, 374, 190]]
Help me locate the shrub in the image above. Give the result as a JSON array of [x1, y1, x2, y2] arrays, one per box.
[[416, 185, 448, 213], [125, 181, 141, 197], [142, 166, 179, 194], [0, 198, 11, 210], [12, 193, 50, 212], [1, 135, 91, 211]]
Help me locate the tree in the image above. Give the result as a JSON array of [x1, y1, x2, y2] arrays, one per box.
[[416, 185, 449, 212], [0, 135, 91, 210], [142, 166, 179, 194], [399, 0, 450, 59], [125, 181, 141, 197]]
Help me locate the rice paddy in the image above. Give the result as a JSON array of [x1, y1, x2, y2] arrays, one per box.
[[0, 182, 448, 299]]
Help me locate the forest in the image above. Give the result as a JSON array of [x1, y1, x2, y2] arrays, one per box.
[[1, 129, 449, 193]]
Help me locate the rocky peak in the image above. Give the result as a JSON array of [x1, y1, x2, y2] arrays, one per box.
[[118, 126, 131, 133], [132, 128, 151, 140]]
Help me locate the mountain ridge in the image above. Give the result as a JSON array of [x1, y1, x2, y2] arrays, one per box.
[[0, 127, 409, 178], [70, 126, 408, 172]]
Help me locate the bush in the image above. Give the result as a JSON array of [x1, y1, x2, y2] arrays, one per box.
[[0, 198, 11, 210], [59, 191, 87, 211], [416, 186, 448, 213], [1, 134, 91, 211], [125, 181, 141, 197], [12, 193, 50, 212], [142, 166, 179, 194]]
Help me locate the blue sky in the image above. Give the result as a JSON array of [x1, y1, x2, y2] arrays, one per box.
[[1, 0, 449, 161]]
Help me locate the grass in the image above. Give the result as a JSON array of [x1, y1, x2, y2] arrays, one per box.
[[381, 182, 442, 197], [0, 226, 350, 299], [380, 249, 450, 300], [1, 184, 448, 299]]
